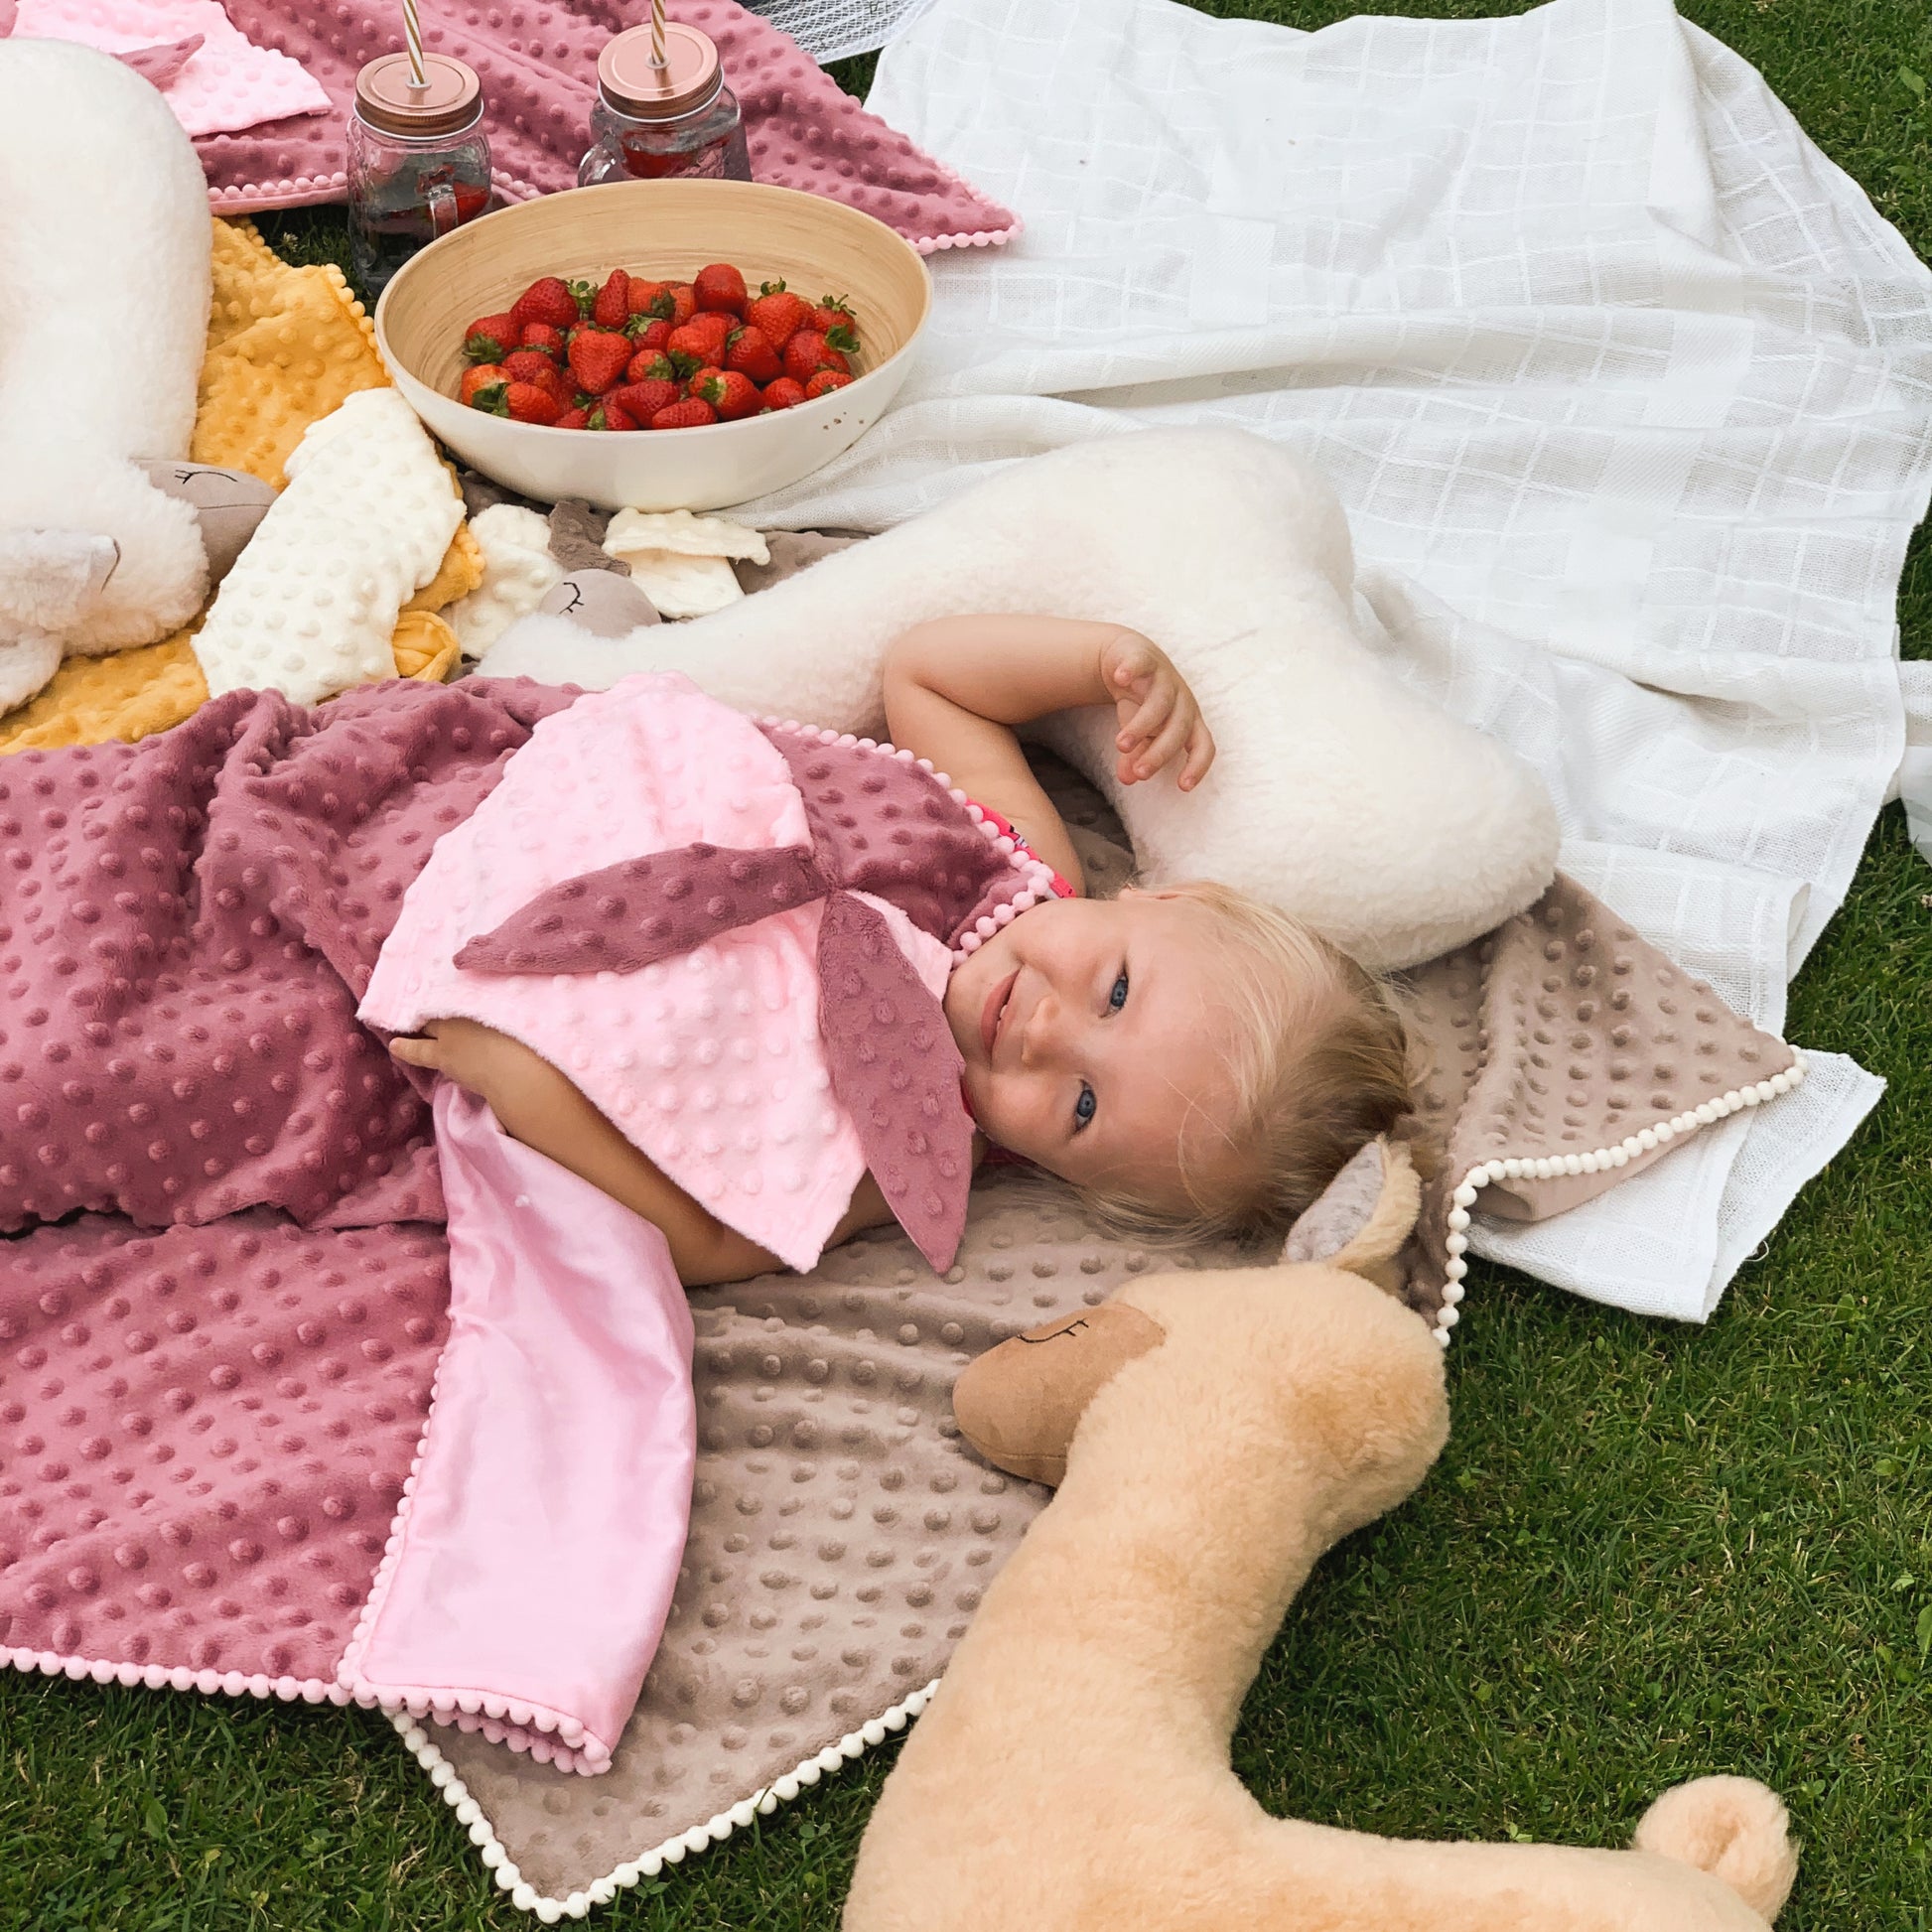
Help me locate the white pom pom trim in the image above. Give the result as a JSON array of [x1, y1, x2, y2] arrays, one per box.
[[1426, 1050, 1808, 1346], [388, 1677, 943, 1916]]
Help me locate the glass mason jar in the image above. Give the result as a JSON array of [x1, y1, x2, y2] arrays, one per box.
[[347, 53, 492, 300], [578, 24, 752, 186]]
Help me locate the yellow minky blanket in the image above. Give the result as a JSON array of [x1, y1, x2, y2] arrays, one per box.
[[0, 219, 483, 757]]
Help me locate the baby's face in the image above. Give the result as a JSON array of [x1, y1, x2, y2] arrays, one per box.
[[942, 891, 1252, 1211]]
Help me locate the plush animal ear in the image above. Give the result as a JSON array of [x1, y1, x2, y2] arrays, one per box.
[[1281, 1137, 1421, 1294], [951, 1302, 1168, 1489]]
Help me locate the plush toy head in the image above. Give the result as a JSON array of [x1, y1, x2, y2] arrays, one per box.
[[844, 1139, 1797, 1932], [952, 1136, 1423, 1487]]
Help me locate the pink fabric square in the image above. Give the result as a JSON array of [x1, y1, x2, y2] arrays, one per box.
[[11, 0, 332, 139], [201, 0, 1017, 252]]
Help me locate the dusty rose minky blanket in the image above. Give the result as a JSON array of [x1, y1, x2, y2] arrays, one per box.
[[197, 0, 1018, 251]]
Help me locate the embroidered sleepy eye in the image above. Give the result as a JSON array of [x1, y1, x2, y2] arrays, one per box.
[[1108, 972, 1129, 1012], [1073, 1082, 1097, 1131]]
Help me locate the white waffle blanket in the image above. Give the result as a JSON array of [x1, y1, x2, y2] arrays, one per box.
[[749, 0, 1932, 1321]]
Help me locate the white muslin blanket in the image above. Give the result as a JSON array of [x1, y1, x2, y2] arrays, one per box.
[[742, 0, 1932, 1322]]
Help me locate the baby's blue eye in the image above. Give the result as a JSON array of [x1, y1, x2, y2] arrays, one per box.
[[1109, 972, 1129, 1012], [1073, 1083, 1097, 1131]]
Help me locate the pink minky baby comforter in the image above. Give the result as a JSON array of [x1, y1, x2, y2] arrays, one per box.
[[199, 0, 1018, 251]]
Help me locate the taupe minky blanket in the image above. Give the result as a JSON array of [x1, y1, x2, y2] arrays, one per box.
[[404, 759, 1802, 1918]]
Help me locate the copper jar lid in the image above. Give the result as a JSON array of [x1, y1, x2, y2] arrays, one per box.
[[353, 53, 484, 139], [597, 23, 723, 120]]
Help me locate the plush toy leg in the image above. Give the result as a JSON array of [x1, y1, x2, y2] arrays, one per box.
[[849, 1261, 1793, 1932], [0, 632, 65, 717]]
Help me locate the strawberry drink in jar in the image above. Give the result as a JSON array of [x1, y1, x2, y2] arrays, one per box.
[[348, 52, 492, 299], [578, 21, 751, 186]]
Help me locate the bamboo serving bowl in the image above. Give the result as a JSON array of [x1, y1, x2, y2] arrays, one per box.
[[374, 179, 932, 512]]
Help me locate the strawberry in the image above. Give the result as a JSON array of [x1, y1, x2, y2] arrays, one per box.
[[722, 324, 782, 385], [586, 400, 638, 431], [666, 314, 732, 368], [781, 330, 853, 385], [499, 381, 565, 425], [460, 362, 509, 406], [463, 311, 520, 362], [810, 295, 857, 337], [509, 276, 582, 330], [693, 262, 749, 317], [566, 328, 633, 396], [609, 378, 681, 423], [650, 397, 718, 430], [688, 367, 761, 421], [747, 282, 811, 348], [504, 347, 561, 387], [555, 405, 590, 429], [518, 321, 567, 360], [804, 369, 854, 399], [625, 277, 669, 318], [660, 282, 698, 327], [622, 315, 670, 350], [590, 269, 631, 328], [759, 376, 807, 411], [624, 350, 679, 386]]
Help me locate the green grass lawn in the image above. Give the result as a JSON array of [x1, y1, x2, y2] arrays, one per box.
[[4, 2, 1930, 1926]]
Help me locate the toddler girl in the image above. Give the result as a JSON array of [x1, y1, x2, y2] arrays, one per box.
[[389, 617, 1417, 1282]]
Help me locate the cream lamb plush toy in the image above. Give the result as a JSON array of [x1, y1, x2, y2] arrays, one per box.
[[480, 429, 1560, 971], [0, 38, 220, 711]]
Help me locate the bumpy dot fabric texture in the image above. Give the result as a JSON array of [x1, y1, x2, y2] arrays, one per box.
[[427, 1173, 1254, 1904], [0, 219, 481, 759], [448, 717, 1048, 1269], [200, 0, 1019, 252], [10, 0, 334, 138], [441, 506, 564, 660], [0, 676, 574, 1237], [1403, 872, 1801, 1320], [0, 744, 1809, 1910], [0, 1216, 447, 1692], [191, 389, 465, 706]]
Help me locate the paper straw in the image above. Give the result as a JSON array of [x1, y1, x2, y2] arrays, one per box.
[[401, 0, 427, 86], [650, 0, 667, 69]]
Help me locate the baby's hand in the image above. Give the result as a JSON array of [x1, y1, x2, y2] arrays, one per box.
[[1100, 631, 1216, 790], [388, 1017, 564, 1132]]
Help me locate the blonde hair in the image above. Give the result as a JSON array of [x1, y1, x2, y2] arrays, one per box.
[[1082, 880, 1426, 1244]]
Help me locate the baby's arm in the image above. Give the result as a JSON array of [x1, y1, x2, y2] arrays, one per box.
[[389, 1019, 897, 1287], [882, 616, 1214, 893]]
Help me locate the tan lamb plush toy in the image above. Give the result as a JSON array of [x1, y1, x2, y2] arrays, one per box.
[[844, 1142, 1799, 1932]]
